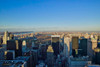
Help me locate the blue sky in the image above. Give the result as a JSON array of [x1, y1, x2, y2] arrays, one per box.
[[0, 0, 100, 32]]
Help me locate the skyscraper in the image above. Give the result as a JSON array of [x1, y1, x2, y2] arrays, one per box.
[[51, 35, 60, 56], [22, 40, 27, 52], [3, 31, 9, 44], [63, 36, 71, 57], [72, 37, 79, 49], [7, 39, 22, 57], [80, 39, 88, 56], [9, 33, 14, 40], [94, 48, 100, 65], [3, 31, 14, 44], [0, 37, 3, 45], [5, 50, 15, 60], [46, 45, 54, 67], [94, 36, 100, 65], [97, 36, 100, 48], [0, 47, 5, 60], [97, 41, 100, 48], [72, 36, 79, 57]]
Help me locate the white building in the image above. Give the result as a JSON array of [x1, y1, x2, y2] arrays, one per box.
[[3, 31, 9, 44], [63, 36, 71, 57]]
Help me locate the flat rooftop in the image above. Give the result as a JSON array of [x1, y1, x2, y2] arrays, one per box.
[[0, 60, 25, 67], [15, 56, 30, 61], [70, 56, 90, 61], [51, 35, 60, 37]]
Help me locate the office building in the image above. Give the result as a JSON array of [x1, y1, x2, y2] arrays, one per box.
[[97, 41, 100, 48], [0, 37, 3, 45], [22, 40, 27, 52], [72, 36, 79, 57], [0, 47, 5, 60], [39, 44, 47, 60], [9, 33, 14, 40], [94, 48, 100, 65], [31, 49, 38, 67], [80, 39, 88, 56], [87, 40, 94, 59], [72, 37, 79, 49], [93, 36, 100, 65], [15, 56, 32, 67], [63, 36, 71, 57], [3, 31, 9, 44], [46, 45, 54, 67], [91, 39, 97, 50], [7, 39, 22, 57], [5, 50, 15, 60], [51, 35, 60, 56]]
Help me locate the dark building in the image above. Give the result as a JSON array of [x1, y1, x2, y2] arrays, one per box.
[[72, 37, 79, 57], [0, 47, 5, 60], [93, 36, 100, 65], [40, 44, 47, 60], [0, 37, 3, 45], [80, 39, 88, 56], [97, 40, 100, 48], [94, 36, 100, 65], [0, 60, 27, 67], [94, 48, 100, 65], [31, 49, 38, 67], [51, 35, 60, 56], [7, 40, 22, 57], [15, 56, 32, 67], [22, 50, 34, 67], [5, 50, 15, 60]]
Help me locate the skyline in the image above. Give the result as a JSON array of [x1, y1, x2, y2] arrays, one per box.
[[0, 0, 100, 32]]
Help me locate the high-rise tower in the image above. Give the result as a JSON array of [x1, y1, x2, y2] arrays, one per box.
[[7, 39, 22, 57], [3, 31, 8, 44], [51, 35, 60, 56], [80, 39, 88, 56], [72, 36, 79, 57]]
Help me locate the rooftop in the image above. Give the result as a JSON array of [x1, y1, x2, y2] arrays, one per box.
[[0, 60, 26, 67], [51, 35, 60, 37], [70, 56, 90, 61], [15, 56, 30, 61]]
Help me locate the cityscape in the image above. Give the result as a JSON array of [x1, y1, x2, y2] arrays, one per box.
[[0, 0, 100, 67], [0, 31, 100, 67]]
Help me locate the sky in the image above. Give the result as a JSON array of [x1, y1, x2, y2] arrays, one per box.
[[0, 0, 100, 32]]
